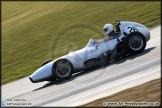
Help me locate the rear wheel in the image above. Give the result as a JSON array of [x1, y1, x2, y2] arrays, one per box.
[[124, 32, 146, 54], [52, 59, 73, 81]]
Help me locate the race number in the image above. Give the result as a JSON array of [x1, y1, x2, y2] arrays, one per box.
[[127, 26, 138, 32]]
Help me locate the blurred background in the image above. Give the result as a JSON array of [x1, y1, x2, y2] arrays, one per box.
[[2, 1, 160, 84]]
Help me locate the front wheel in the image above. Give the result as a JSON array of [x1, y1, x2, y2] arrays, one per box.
[[52, 59, 73, 81], [124, 32, 146, 54]]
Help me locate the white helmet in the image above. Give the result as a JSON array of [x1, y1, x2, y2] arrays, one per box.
[[103, 24, 114, 36]]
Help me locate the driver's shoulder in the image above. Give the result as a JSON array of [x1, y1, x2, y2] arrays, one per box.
[[111, 32, 121, 39]]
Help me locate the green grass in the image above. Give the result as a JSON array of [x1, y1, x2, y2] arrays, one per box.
[[2, 1, 160, 84]]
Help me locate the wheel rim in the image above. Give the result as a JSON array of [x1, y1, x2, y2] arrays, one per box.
[[129, 35, 143, 50], [56, 62, 71, 77]]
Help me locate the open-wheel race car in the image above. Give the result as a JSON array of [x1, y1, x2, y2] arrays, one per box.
[[29, 19, 150, 83]]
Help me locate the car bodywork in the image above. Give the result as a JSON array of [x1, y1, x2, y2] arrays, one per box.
[[29, 19, 150, 83]]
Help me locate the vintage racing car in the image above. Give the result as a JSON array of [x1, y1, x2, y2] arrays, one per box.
[[29, 19, 150, 83]]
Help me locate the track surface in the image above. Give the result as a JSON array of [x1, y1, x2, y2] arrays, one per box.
[[2, 26, 161, 107]]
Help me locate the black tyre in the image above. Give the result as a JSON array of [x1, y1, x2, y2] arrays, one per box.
[[52, 59, 73, 81], [124, 32, 146, 54], [41, 60, 53, 67]]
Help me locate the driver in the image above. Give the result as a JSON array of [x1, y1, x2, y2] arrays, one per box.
[[103, 24, 119, 41], [94, 23, 121, 45]]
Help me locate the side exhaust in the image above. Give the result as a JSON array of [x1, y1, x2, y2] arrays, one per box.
[[84, 53, 107, 67]]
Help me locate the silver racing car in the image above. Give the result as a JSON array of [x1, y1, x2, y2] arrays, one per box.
[[29, 19, 150, 83]]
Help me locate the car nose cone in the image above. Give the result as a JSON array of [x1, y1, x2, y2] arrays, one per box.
[[29, 77, 34, 83], [29, 61, 54, 83]]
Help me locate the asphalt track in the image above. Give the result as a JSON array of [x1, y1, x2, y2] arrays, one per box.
[[2, 26, 161, 107]]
